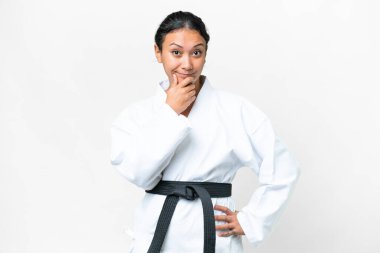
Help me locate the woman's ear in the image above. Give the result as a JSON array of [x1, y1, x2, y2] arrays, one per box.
[[154, 44, 162, 63]]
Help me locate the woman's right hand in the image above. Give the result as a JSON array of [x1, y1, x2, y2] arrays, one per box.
[[165, 74, 197, 115]]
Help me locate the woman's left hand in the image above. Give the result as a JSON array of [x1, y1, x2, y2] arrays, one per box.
[[214, 204, 245, 237]]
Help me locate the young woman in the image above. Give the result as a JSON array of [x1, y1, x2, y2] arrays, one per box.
[[110, 11, 300, 253]]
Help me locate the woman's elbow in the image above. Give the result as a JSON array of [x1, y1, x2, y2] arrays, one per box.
[[111, 159, 162, 190], [293, 163, 301, 184]]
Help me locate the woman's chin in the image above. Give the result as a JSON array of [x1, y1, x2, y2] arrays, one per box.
[[178, 76, 197, 84]]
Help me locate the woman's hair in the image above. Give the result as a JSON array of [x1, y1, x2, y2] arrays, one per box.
[[154, 11, 210, 51]]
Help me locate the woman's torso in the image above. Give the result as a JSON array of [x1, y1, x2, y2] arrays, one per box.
[[126, 77, 266, 252]]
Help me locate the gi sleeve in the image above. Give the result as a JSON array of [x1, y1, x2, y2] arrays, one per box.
[[110, 101, 192, 190], [236, 116, 300, 248]]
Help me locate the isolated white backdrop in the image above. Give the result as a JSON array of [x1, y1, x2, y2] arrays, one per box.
[[1, 0, 379, 252]]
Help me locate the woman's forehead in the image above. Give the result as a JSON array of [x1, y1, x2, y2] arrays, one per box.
[[163, 29, 206, 48]]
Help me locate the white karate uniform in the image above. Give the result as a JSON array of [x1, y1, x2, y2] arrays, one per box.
[[110, 76, 300, 253]]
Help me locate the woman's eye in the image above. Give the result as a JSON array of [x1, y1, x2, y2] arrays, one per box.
[[171, 50, 202, 56], [194, 50, 202, 56]]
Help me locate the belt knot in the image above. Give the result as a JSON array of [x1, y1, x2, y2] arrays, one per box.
[[171, 185, 198, 200]]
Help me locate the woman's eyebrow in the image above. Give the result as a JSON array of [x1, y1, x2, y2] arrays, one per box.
[[169, 42, 205, 48]]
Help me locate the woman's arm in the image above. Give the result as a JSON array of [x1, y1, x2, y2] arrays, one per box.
[[110, 101, 191, 190], [236, 117, 301, 248]]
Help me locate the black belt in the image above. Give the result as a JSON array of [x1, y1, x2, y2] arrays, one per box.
[[145, 180, 232, 253]]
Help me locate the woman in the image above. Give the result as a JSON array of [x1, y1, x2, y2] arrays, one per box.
[[110, 11, 300, 253]]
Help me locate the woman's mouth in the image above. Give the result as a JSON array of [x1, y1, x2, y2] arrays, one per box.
[[176, 72, 195, 78]]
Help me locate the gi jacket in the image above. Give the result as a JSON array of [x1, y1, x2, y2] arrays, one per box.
[[110, 76, 300, 252]]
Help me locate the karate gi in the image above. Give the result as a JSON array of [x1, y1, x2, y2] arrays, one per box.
[[110, 76, 300, 253]]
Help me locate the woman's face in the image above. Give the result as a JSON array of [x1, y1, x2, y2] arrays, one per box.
[[154, 28, 207, 86]]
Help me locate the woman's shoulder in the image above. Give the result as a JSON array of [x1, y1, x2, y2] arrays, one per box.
[[111, 96, 155, 128], [215, 88, 268, 119], [213, 87, 269, 132]]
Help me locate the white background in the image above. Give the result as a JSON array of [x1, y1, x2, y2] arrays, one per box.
[[1, 0, 379, 252]]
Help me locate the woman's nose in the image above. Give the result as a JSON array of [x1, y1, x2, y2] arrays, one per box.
[[181, 55, 193, 70]]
